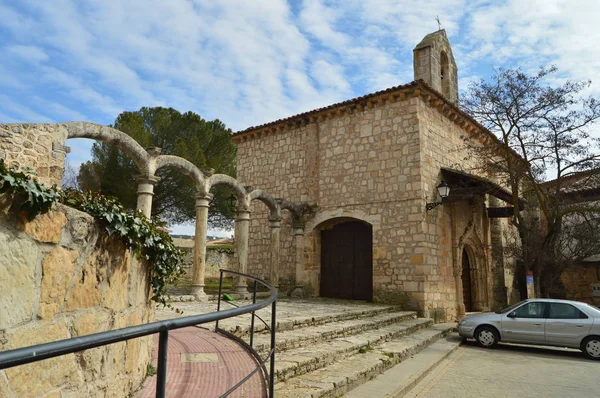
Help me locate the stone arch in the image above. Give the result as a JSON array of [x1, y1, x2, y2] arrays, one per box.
[[305, 208, 381, 232], [457, 221, 490, 311], [155, 155, 206, 191], [207, 174, 248, 207], [249, 189, 280, 220], [64, 122, 152, 174]]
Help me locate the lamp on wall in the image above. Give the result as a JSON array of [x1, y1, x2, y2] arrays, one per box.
[[227, 194, 237, 211], [426, 181, 450, 211]]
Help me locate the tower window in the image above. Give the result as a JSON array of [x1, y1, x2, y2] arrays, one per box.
[[440, 51, 450, 97]]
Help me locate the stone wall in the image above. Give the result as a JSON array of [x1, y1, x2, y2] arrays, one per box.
[[0, 124, 69, 188], [0, 199, 154, 398], [238, 97, 430, 299], [171, 237, 235, 284], [417, 97, 495, 318], [561, 263, 600, 306], [238, 123, 317, 283], [236, 88, 519, 319]]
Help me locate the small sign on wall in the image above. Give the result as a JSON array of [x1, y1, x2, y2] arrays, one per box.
[[592, 284, 600, 297], [526, 270, 535, 299]]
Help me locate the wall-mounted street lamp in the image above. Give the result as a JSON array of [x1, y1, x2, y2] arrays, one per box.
[[426, 181, 450, 211]]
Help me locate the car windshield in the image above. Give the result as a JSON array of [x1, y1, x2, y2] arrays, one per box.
[[496, 300, 528, 314]]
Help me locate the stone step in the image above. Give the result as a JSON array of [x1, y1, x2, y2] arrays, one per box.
[[274, 318, 434, 384], [274, 324, 456, 398], [253, 311, 417, 355], [214, 301, 407, 337]]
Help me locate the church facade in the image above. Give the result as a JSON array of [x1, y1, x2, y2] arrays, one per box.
[[232, 30, 519, 320]]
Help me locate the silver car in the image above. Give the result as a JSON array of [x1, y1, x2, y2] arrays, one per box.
[[457, 298, 600, 359]]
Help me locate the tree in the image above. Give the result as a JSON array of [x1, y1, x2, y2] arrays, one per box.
[[78, 107, 237, 229], [61, 159, 81, 190], [461, 66, 600, 297]]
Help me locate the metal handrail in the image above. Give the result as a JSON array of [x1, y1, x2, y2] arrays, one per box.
[[0, 269, 277, 398]]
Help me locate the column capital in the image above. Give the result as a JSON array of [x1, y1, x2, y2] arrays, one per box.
[[269, 217, 282, 228], [235, 208, 251, 221], [136, 174, 160, 185], [194, 192, 213, 208], [293, 226, 304, 236]]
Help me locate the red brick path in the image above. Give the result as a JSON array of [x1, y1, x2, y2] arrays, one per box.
[[135, 326, 267, 398]]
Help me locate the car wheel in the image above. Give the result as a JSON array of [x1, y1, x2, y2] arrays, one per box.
[[475, 326, 499, 348], [581, 336, 600, 360]]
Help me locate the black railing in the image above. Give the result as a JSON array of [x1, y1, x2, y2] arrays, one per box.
[[0, 269, 277, 398]]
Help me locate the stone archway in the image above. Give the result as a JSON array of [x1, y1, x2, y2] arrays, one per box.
[[318, 218, 373, 300], [461, 247, 474, 311], [459, 242, 489, 312]]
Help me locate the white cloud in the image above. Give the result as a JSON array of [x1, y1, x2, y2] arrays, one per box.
[[0, 94, 53, 123], [1, 0, 599, 133], [5, 45, 49, 63]]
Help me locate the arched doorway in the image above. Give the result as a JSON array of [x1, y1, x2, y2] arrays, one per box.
[[320, 220, 373, 300], [462, 248, 473, 312]]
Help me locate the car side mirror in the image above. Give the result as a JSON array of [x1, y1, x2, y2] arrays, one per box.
[[507, 311, 516, 318]]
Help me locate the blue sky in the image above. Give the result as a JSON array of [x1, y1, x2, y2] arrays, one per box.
[[1, 0, 599, 234]]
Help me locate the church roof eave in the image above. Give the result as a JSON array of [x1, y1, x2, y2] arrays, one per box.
[[232, 80, 525, 167]]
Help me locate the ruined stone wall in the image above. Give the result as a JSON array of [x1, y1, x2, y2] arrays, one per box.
[[0, 200, 153, 398], [0, 124, 69, 188]]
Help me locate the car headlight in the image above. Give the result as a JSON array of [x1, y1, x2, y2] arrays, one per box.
[[458, 319, 470, 326]]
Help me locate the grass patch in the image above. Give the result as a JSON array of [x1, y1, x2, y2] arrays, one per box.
[[204, 277, 232, 294], [146, 364, 157, 377]]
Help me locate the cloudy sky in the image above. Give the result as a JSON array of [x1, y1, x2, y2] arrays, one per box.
[[1, 0, 599, 234]]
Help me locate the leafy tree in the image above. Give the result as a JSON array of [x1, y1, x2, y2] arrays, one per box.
[[461, 66, 600, 297], [78, 107, 236, 229]]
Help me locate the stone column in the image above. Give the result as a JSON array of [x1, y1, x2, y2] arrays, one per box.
[[451, 203, 466, 318], [233, 208, 251, 295], [135, 175, 160, 218], [190, 193, 212, 301], [291, 226, 306, 297], [269, 217, 282, 289]]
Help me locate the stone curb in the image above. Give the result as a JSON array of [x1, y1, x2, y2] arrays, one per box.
[[343, 327, 462, 398]]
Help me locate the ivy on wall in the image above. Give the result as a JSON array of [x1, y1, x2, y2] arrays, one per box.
[[0, 159, 184, 308]]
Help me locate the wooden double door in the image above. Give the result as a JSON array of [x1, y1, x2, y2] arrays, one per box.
[[320, 221, 373, 300]]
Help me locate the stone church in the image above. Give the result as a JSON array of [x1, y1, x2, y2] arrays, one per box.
[[232, 30, 520, 320]]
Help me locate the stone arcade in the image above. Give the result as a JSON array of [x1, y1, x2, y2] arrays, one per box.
[[233, 30, 521, 320]]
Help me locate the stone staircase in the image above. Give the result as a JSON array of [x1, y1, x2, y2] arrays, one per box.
[[243, 304, 455, 398]]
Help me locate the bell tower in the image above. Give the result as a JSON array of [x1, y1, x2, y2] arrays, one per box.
[[413, 29, 458, 105]]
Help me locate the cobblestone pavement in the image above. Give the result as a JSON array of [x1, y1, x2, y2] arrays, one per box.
[[407, 340, 600, 398]]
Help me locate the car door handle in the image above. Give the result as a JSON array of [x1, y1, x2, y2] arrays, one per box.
[[576, 324, 584, 327], [534, 323, 542, 326]]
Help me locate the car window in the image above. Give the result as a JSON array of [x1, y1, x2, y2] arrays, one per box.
[[548, 303, 587, 319], [513, 302, 546, 318], [497, 300, 528, 314]]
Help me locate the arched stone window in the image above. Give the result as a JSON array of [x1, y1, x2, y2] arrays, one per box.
[[440, 51, 450, 98]]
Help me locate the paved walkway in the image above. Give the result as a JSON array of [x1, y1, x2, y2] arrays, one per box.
[[407, 340, 600, 397], [134, 327, 266, 398]]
